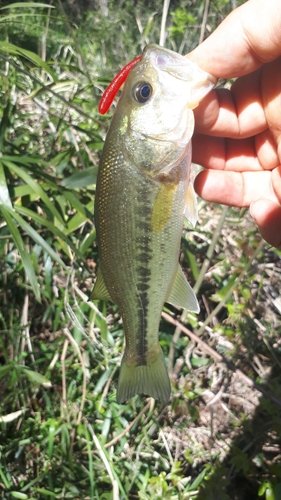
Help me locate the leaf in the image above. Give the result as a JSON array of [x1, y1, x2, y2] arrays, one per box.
[[31, 489, 56, 497], [0, 13, 48, 24], [15, 206, 84, 259], [266, 486, 275, 500], [0, 3, 54, 10], [0, 161, 12, 208], [0, 365, 14, 379], [0, 205, 40, 300], [1, 155, 50, 168], [0, 409, 26, 424], [185, 248, 199, 280], [188, 468, 207, 491], [0, 100, 15, 151], [3, 160, 64, 224], [63, 191, 92, 218], [64, 199, 94, 234], [79, 228, 96, 254], [61, 167, 98, 189], [191, 356, 210, 367], [0, 42, 57, 81], [12, 184, 36, 198], [93, 369, 113, 395], [215, 274, 238, 300], [258, 483, 267, 497], [27, 80, 78, 101], [10, 209, 66, 268], [21, 367, 51, 386], [10, 493, 28, 500]]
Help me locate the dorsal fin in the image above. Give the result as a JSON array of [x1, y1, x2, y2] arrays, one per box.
[[98, 55, 142, 115]]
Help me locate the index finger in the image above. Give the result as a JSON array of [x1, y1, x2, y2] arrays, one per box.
[[194, 169, 277, 207]]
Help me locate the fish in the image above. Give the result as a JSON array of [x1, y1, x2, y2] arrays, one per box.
[[92, 44, 216, 403]]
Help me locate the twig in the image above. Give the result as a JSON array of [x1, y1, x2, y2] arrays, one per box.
[[164, 311, 224, 363], [104, 401, 151, 449], [61, 338, 69, 420], [98, 364, 119, 411], [73, 284, 107, 321], [199, 0, 210, 44], [162, 311, 281, 408], [20, 293, 35, 364], [159, 429, 174, 465], [159, 0, 170, 46]]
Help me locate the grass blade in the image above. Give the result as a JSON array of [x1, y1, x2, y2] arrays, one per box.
[[0, 3, 54, 10], [0, 161, 13, 208], [61, 167, 98, 189], [11, 209, 66, 268], [0, 41, 57, 81], [0, 205, 40, 300], [4, 160, 64, 224], [15, 205, 84, 258]]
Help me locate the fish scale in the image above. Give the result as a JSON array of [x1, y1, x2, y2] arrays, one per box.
[[92, 44, 216, 403]]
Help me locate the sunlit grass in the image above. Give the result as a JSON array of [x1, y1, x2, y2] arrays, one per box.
[[1, 1, 281, 500]]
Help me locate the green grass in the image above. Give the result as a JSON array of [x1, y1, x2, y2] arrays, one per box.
[[1, 1, 281, 499]]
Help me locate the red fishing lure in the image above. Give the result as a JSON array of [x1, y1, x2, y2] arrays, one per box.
[[98, 55, 142, 115]]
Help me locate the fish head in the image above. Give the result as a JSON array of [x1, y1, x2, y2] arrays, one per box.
[[116, 44, 216, 175]]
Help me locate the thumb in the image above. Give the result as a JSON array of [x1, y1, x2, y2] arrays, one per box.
[[250, 199, 281, 248]]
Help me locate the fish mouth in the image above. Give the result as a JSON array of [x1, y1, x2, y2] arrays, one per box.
[[162, 64, 216, 84], [142, 44, 216, 108], [160, 64, 216, 109], [143, 43, 216, 84]]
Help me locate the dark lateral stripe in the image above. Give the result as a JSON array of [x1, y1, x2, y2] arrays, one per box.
[[135, 191, 153, 365]]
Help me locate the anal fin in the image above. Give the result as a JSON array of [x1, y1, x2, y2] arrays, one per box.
[[90, 266, 112, 301], [166, 264, 199, 313]]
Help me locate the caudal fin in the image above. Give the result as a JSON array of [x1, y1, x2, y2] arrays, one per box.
[[117, 349, 171, 404]]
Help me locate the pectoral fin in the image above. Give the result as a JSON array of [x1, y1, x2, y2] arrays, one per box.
[[90, 267, 112, 301], [184, 181, 198, 228], [166, 264, 199, 313]]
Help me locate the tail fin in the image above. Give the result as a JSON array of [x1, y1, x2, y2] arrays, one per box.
[[117, 348, 171, 403]]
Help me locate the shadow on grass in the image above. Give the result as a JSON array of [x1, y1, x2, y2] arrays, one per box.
[[196, 353, 281, 499]]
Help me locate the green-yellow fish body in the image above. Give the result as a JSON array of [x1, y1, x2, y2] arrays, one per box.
[[93, 44, 216, 403]]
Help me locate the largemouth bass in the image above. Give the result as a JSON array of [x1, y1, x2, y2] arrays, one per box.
[[93, 44, 216, 403]]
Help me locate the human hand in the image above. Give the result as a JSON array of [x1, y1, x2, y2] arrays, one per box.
[[187, 0, 281, 248]]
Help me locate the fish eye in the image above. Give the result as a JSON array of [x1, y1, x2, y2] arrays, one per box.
[[133, 81, 152, 103]]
